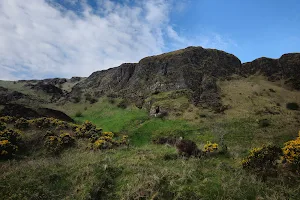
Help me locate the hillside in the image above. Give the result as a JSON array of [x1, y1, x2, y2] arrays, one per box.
[[1, 46, 300, 199]]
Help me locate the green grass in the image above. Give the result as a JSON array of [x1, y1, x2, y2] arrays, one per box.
[[71, 98, 198, 146], [1, 144, 299, 200], [73, 98, 149, 133], [2, 79, 300, 199]]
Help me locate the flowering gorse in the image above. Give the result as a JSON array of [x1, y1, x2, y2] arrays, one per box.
[[204, 141, 218, 152], [282, 131, 300, 169]]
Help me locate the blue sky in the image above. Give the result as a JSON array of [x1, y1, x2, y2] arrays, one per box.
[[171, 0, 300, 62], [0, 0, 299, 80]]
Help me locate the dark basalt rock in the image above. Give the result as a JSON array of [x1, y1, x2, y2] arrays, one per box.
[[8, 46, 299, 113], [241, 53, 300, 89], [71, 46, 242, 110], [70, 76, 82, 82], [0, 87, 28, 104], [0, 104, 41, 118], [37, 108, 74, 122], [0, 104, 74, 122], [30, 82, 63, 95], [41, 78, 67, 85]]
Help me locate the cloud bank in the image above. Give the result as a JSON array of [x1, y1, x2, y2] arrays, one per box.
[[0, 0, 234, 80]]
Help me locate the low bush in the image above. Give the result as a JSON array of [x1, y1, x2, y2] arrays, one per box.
[[258, 119, 270, 128], [0, 128, 22, 146], [14, 118, 29, 130], [93, 139, 112, 150], [44, 132, 75, 155], [55, 120, 71, 130], [0, 139, 18, 159], [59, 133, 75, 147], [92, 133, 128, 150], [286, 102, 299, 110], [108, 97, 115, 104], [72, 96, 81, 103], [85, 93, 98, 104], [89, 98, 98, 104], [117, 100, 128, 109], [29, 117, 52, 128], [44, 136, 61, 155], [0, 116, 16, 123], [75, 111, 83, 118], [75, 120, 100, 138], [0, 128, 22, 159], [163, 153, 178, 160], [242, 145, 282, 177], [282, 131, 300, 170], [203, 141, 218, 153], [0, 121, 6, 131], [157, 111, 168, 119]]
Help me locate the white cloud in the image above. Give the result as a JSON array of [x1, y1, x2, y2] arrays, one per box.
[[0, 0, 236, 80], [167, 26, 186, 43], [0, 0, 172, 80]]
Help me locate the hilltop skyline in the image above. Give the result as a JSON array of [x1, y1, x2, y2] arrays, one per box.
[[0, 0, 299, 80]]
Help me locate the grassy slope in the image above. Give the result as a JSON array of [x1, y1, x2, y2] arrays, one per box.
[[1, 75, 300, 199]]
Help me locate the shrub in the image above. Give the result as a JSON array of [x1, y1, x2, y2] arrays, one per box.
[[163, 153, 178, 160], [55, 120, 70, 130], [44, 136, 61, 154], [0, 139, 18, 159], [117, 100, 128, 109], [108, 98, 115, 104], [282, 131, 300, 170], [72, 96, 81, 103], [89, 98, 98, 104], [29, 117, 52, 128], [286, 102, 299, 110], [85, 93, 98, 104], [75, 111, 83, 118], [203, 141, 218, 153], [0, 129, 22, 146], [258, 119, 270, 128], [93, 139, 112, 150], [120, 135, 129, 146], [157, 111, 168, 119], [242, 145, 282, 177], [75, 121, 100, 138], [0, 121, 6, 131], [0, 129, 22, 159], [84, 93, 92, 101], [152, 136, 177, 145], [44, 130, 55, 138], [0, 116, 16, 123], [14, 118, 29, 130], [59, 133, 75, 147]]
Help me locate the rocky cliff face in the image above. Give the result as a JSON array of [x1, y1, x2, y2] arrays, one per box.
[[70, 46, 300, 110], [71, 46, 242, 109], [1, 46, 299, 114], [241, 53, 300, 89]]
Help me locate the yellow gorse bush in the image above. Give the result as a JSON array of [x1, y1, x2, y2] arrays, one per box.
[[282, 131, 300, 167], [0, 116, 16, 123], [0, 126, 22, 159], [0, 139, 10, 146], [204, 141, 218, 152], [0, 139, 18, 158], [103, 132, 114, 138]]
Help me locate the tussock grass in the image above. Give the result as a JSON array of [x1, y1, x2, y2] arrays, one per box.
[[2, 75, 300, 199], [1, 144, 300, 199]]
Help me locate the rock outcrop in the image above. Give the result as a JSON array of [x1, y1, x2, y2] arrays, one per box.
[[241, 53, 300, 89], [0, 104, 74, 122], [1, 46, 299, 113], [71, 46, 242, 110]]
